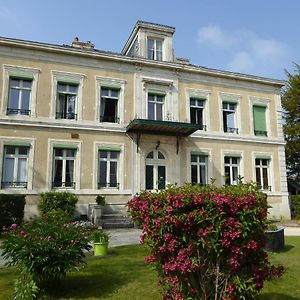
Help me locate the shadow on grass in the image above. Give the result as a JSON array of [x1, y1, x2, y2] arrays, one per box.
[[280, 244, 295, 252], [258, 293, 299, 300]]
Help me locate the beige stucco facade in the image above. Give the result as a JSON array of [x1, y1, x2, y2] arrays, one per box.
[[0, 21, 290, 219]]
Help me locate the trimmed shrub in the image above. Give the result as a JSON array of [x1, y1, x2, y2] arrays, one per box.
[[290, 195, 300, 219], [128, 183, 284, 300], [0, 214, 91, 295], [39, 192, 78, 219], [0, 194, 25, 232]]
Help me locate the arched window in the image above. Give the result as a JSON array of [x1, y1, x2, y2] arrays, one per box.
[[145, 150, 166, 190]]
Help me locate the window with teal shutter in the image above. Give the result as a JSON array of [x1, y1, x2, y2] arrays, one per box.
[[253, 106, 267, 136]]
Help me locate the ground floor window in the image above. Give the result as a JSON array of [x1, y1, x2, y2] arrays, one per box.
[[2, 146, 29, 188], [255, 158, 271, 190], [224, 156, 240, 185], [145, 150, 166, 190], [53, 148, 76, 188], [98, 150, 119, 188], [191, 154, 207, 185]]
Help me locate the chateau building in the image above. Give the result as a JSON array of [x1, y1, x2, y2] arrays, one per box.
[[0, 21, 290, 219]]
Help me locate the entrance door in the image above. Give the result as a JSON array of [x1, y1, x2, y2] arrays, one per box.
[[145, 150, 166, 190]]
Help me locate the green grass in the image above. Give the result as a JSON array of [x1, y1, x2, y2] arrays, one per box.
[[1, 237, 300, 299]]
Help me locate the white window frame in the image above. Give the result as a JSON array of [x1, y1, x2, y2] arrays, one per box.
[[252, 152, 273, 192], [56, 83, 78, 120], [0, 138, 35, 190], [95, 77, 126, 125], [222, 151, 243, 186], [1, 65, 40, 117], [98, 150, 119, 189], [190, 154, 208, 185], [249, 97, 271, 137], [147, 93, 165, 121], [51, 71, 85, 121], [47, 140, 81, 190], [186, 89, 210, 130], [147, 37, 163, 61], [93, 142, 125, 191], [145, 149, 167, 190], [187, 148, 212, 184], [99, 87, 120, 123], [219, 93, 241, 134]]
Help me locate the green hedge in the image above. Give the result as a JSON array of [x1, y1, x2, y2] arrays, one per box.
[[39, 192, 78, 220], [290, 195, 300, 219], [0, 194, 25, 232]]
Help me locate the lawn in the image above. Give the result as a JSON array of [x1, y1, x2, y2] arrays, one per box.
[[0, 237, 300, 300]]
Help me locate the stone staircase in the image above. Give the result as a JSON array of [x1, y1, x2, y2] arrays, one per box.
[[89, 203, 134, 229]]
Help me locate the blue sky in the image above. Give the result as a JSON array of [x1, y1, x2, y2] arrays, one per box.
[[0, 0, 299, 80]]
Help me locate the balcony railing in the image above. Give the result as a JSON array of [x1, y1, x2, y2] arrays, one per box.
[[56, 112, 77, 120], [1, 181, 27, 188], [7, 108, 30, 116], [98, 182, 119, 189], [258, 185, 271, 191], [255, 130, 268, 137], [52, 181, 76, 189], [100, 115, 120, 123], [224, 127, 239, 134]]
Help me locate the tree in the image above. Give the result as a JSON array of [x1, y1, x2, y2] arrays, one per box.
[[282, 64, 300, 179]]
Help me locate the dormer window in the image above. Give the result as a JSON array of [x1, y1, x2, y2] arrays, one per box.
[[147, 38, 162, 61]]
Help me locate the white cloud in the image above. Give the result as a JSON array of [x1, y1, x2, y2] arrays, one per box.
[[197, 25, 236, 49], [197, 25, 290, 77]]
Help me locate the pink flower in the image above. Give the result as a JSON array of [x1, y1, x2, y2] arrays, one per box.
[[166, 206, 173, 214], [11, 223, 17, 229]]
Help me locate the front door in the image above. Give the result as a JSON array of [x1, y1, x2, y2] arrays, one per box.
[[145, 150, 166, 190]]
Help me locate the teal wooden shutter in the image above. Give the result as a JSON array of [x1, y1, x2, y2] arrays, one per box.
[[253, 106, 266, 132]]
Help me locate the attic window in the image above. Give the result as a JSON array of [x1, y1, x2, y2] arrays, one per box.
[[147, 38, 162, 61]]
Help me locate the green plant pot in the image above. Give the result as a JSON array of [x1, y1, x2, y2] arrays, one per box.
[[94, 242, 108, 256]]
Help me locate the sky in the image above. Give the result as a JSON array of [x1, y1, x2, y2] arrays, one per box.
[[0, 0, 299, 80]]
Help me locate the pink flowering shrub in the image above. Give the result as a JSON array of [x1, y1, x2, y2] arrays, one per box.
[[128, 183, 284, 300]]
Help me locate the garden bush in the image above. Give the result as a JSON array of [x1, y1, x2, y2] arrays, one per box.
[[290, 195, 300, 219], [0, 194, 25, 232], [128, 183, 284, 300], [0, 214, 91, 298], [39, 191, 78, 219]]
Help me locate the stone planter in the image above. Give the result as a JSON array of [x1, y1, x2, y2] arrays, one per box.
[[265, 226, 285, 252]]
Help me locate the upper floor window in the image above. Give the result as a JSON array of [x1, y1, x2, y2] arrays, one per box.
[[7, 77, 32, 116], [100, 87, 119, 123], [56, 83, 78, 120], [148, 93, 164, 120], [222, 102, 238, 134], [98, 150, 119, 189], [224, 156, 240, 185], [191, 154, 207, 185], [255, 158, 271, 190], [147, 38, 163, 61], [190, 98, 206, 130], [253, 105, 267, 136], [52, 148, 76, 189], [1, 146, 29, 189]]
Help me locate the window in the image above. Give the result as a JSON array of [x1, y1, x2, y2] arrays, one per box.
[[56, 83, 78, 119], [53, 148, 76, 188], [146, 150, 166, 190], [224, 156, 240, 185], [222, 102, 238, 133], [147, 38, 163, 61], [253, 105, 267, 136], [190, 98, 206, 130], [7, 77, 32, 115], [255, 158, 271, 190], [98, 150, 119, 188], [191, 154, 207, 184], [2, 146, 29, 188], [100, 87, 119, 123], [148, 93, 164, 120]]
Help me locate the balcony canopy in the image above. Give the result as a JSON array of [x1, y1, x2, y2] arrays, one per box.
[[126, 118, 200, 136]]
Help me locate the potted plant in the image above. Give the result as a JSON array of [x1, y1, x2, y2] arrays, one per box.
[[93, 229, 109, 256], [91, 195, 106, 225], [265, 223, 285, 252]]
